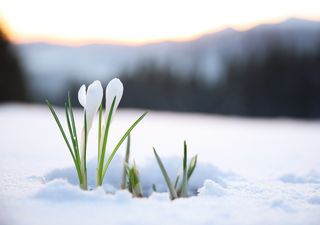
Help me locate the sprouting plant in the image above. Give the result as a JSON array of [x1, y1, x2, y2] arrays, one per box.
[[126, 161, 143, 197], [153, 141, 198, 200], [96, 78, 147, 187], [120, 134, 144, 197], [47, 78, 146, 190], [120, 134, 131, 190], [46, 80, 103, 190]]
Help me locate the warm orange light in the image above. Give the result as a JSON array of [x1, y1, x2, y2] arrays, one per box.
[[0, 0, 319, 45]]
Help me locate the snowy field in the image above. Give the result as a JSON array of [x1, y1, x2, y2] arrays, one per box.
[[1, 104, 320, 225]]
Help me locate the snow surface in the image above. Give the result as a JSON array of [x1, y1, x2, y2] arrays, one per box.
[[1, 104, 320, 225]]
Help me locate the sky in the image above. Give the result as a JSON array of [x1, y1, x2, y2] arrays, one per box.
[[0, 0, 319, 45]]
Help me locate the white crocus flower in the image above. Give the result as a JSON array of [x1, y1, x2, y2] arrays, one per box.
[[100, 78, 123, 147], [105, 78, 124, 120], [98, 78, 123, 149], [78, 80, 103, 184], [96, 78, 146, 186], [78, 80, 103, 132], [97, 78, 124, 185]]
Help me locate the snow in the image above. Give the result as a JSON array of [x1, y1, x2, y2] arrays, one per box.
[[198, 180, 226, 196], [280, 170, 320, 184], [1, 104, 320, 225], [44, 155, 235, 196]]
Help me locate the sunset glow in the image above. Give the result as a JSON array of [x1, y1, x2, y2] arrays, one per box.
[[0, 0, 319, 45]]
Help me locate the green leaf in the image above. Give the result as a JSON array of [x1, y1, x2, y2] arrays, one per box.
[[79, 112, 88, 190], [121, 134, 131, 189], [46, 100, 82, 184], [46, 100, 75, 160], [129, 166, 139, 188], [153, 147, 178, 200], [174, 175, 180, 189], [65, 103, 78, 160], [83, 111, 88, 170], [152, 184, 157, 192], [64, 102, 82, 182], [128, 162, 143, 197], [98, 103, 102, 160], [179, 140, 188, 197], [97, 97, 116, 185], [101, 112, 147, 180], [187, 155, 198, 180], [68, 92, 80, 163]]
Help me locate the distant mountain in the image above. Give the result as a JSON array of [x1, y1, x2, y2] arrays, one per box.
[[13, 18, 320, 101]]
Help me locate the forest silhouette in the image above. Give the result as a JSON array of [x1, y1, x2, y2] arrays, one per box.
[[1, 25, 320, 118]]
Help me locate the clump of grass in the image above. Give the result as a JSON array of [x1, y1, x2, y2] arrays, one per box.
[[153, 141, 198, 200], [96, 78, 148, 187], [46, 93, 88, 190], [120, 134, 131, 190], [126, 161, 143, 197], [95, 87, 147, 186], [46, 79, 200, 199], [120, 134, 144, 197]]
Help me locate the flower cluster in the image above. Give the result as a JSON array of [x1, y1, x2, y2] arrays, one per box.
[[47, 78, 197, 199], [46, 78, 146, 190]]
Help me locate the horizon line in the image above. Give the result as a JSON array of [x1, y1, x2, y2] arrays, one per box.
[[9, 16, 320, 47]]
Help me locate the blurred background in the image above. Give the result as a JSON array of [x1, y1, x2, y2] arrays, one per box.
[[0, 0, 320, 118]]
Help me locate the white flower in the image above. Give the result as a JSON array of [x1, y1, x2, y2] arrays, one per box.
[[78, 80, 103, 169], [105, 78, 123, 120], [78, 80, 103, 132]]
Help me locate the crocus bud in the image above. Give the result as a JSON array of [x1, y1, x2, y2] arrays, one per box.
[[105, 78, 123, 120], [78, 80, 103, 132]]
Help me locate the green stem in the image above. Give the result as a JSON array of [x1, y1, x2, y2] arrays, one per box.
[[121, 134, 131, 189], [97, 97, 116, 186], [180, 140, 188, 197], [80, 112, 88, 190], [98, 104, 102, 160], [46, 100, 83, 186], [102, 112, 147, 180], [153, 147, 178, 200]]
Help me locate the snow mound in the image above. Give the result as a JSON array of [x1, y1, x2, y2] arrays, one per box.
[[34, 179, 136, 203], [280, 170, 320, 184], [25, 177, 320, 225], [34, 179, 107, 201], [198, 179, 226, 197], [270, 200, 296, 213], [308, 196, 320, 205], [45, 155, 237, 196], [33, 178, 228, 201]]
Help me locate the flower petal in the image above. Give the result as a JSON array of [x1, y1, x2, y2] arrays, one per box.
[[105, 78, 124, 119], [78, 84, 87, 108], [85, 80, 103, 131]]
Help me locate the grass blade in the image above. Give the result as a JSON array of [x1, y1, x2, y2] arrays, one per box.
[[121, 134, 131, 189], [101, 112, 147, 180], [98, 104, 102, 159], [68, 92, 80, 163], [153, 147, 178, 200], [80, 112, 88, 190], [46, 100, 75, 161], [65, 102, 83, 181], [84, 112, 87, 168], [128, 161, 143, 197], [152, 184, 157, 192], [46, 100, 82, 184], [174, 175, 180, 189], [65, 103, 78, 160], [179, 140, 188, 197], [97, 97, 116, 185], [187, 155, 198, 180]]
